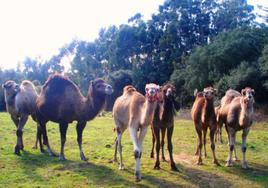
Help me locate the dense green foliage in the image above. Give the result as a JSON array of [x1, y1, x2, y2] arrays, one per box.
[[0, 113, 267, 187], [0, 0, 268, 110]]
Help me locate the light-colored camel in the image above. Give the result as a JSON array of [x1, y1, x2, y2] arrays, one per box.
[[2, 80, 40, 155], [217, 89, 241, 159], [113, 84, 161, 182], [224, 87, 255, 169], [191, 87, 220, 166]]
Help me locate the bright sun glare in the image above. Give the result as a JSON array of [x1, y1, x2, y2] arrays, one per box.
[[0, 0, 165, 70]]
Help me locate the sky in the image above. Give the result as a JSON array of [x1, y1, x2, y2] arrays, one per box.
[[0, 0, 165, 70], [0, 0, 267, 70]]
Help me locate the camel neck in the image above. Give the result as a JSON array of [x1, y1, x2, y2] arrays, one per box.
[[84, 90, 106, 121], [141, 99, 157, 126]]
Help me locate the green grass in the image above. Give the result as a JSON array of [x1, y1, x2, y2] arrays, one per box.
[[0, 112, 267, 188]]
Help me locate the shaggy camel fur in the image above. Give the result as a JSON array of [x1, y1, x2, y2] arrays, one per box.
[[150, 84, 180, 171], [113, 84, 161, 182], [36, 74, 113, 160], [3, 80, 39, 155], [224, 87, 255, 169], [191, 87, 220, 166]]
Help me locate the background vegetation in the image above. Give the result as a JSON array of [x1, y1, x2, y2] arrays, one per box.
[[0, 0, 268, 110]]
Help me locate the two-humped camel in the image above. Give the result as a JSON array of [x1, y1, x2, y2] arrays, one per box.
[[113, 84, 161, 182], [191, 87, 220, 166], [2, 80, 40, 155], [218, 88, 255, 168]]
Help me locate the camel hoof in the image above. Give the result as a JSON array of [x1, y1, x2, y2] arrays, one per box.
[[225, 160, 233, 167], [32, 146, 38, 150], [14, 146, 21, 155], [59, 155, 66, 161], [135, 171, 141, 182], [40, 148, 45, 154], [242, 161, 249, 169], [153, 165, 160, 170], [162, 157, 167, 162], [194, 152, 198, 156], [80, 154, 87, 161], [197, 161, 203, 165], [233, 157, 239, 162], [150, 153, 154, 158], [118, 164, 124, 170], [214, 160, 221, 166], [171, 164, 179, 172]]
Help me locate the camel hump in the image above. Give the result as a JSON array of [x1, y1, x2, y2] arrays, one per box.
[[225, 89, 241, 98], [21, 80, 35, 89], [123, 85, 136, 94], [43, 74, 78, 93]]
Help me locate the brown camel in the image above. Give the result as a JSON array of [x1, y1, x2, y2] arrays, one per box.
[[191, 87, 220, 166], [113, 84, 161, 182], [224, 87, 255, 169], [36, 74, 113, 160], [2, 80, 41, 155], [150, 84, 180, 171]]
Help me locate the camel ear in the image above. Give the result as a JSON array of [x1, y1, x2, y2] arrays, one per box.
[[194, 89, 198, 97], [2, 84, 5, 89], [251, 89, 255, 94], [241, 89, 246, 96]]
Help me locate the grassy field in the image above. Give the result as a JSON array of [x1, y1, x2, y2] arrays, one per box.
[[0, 112, 267, 188]]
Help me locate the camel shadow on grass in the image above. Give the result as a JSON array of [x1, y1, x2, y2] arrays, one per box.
[[16, 151, 136, 187], [222, 161, 268, 187]]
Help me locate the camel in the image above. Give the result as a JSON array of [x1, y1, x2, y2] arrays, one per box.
[[223, 87, 255, 169], [113, 84, 161, 182], [150, 84, 180, 171], [2, 80, 40, 155], [36, 74, 113, 160], [217, 89, 242, 159], [191, 87, 220, 166]]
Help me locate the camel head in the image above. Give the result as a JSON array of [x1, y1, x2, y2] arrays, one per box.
[[2, 80, 20, 98], [145, 83, 160, 103], [203, 86, 217, 100], [162, 84, 176, 99], [90, 78, 113, 96], [241, 87, 255, 105]]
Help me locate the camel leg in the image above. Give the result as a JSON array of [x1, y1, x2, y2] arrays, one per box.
[[226, 127, 235, 167], [37, 125, 45, 153], [209, 125, 220, 166], [59, 122, 68, 161], [129, 126, 141, 182], [113, 137, 118, 162], [161, 128, 166, 161], [32, 126, 38, 149], [167, 126, 178, 171], [14, 115, 28, 155], [76, 121, 87, 161], [195, 124, 203, 165], [203, 126, 208, 158], [241, 127, 250, 169], [42, 123, 55, 156], [219, 125, 223, 144], [153, 126, 160, 170], [150, 126, 155, 158], [233, 135, 238, 161], [116, 128, 124, 170]]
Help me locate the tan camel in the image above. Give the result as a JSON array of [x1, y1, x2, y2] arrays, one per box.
[[2, 80, 40, 155], [113, 84, 161, 182]]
